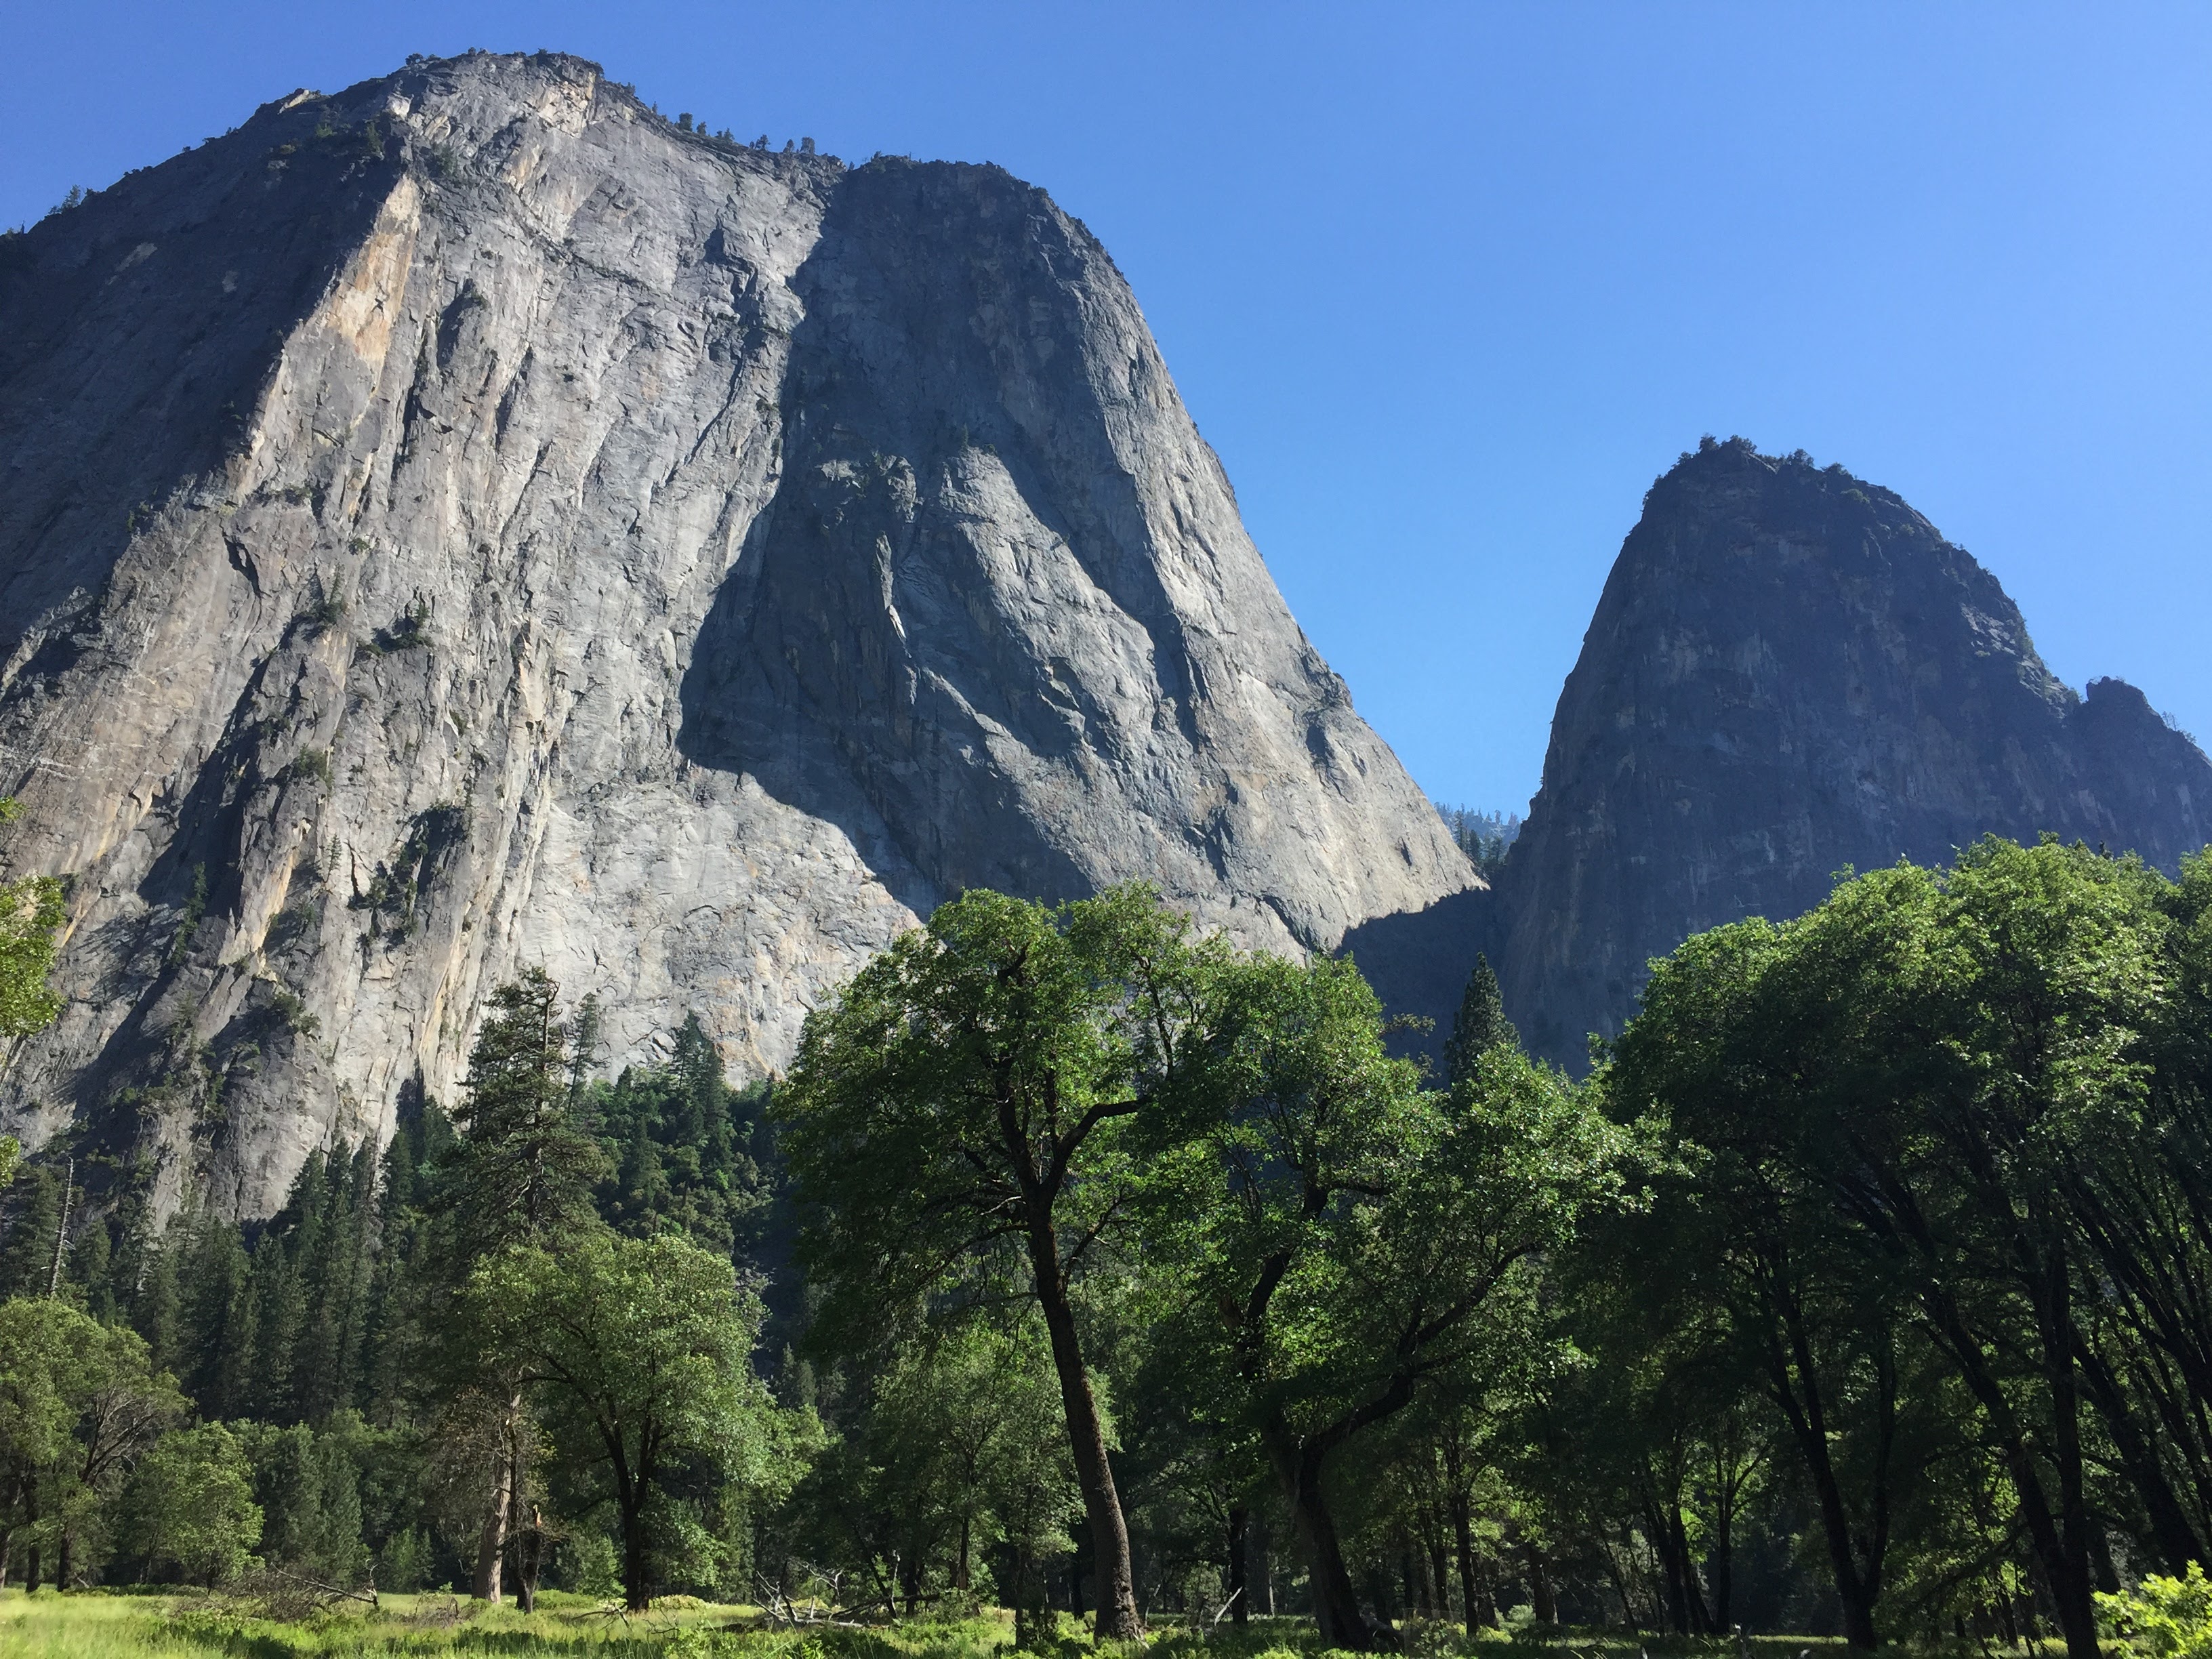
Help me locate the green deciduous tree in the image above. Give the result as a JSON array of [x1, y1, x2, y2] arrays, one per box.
[[121, 1422, 260, 1588], [1603, 920, 1919, 1649], [0, 1297, 89, 1588], [1603, 838, 2182, 1659], [461, 1228, 791, 1611], [806, 1319, 1078, 1619], [1148, 952, 1621, 1648], [780, 884, 1215, 1639], [0, 1298, 181, 1590]]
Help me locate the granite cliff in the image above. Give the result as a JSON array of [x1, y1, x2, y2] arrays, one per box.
[[1485, 437, 2212, 1067], [0, 52, 1472, 1217]]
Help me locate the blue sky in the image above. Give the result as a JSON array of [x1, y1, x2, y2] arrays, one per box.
[[7, 3, 2207, 814]]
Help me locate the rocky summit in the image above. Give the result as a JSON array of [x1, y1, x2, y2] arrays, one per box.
[[0, 52, 1472, 1217], [1484, 437, 2212, 1067]]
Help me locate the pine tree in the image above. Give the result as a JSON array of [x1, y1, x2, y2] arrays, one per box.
[[1443, 953, 1517, 1088], [362, 1098, 456, 1425], [169, 1208, 257, 1420], [66, 1215, 114, 1318], [437, 968, 608, 1605], [582, 1015, 766, 1261], [249, 1229, 302, 1420], [671, 1012, 722, 1147], [276, 1144, 376, 1425], [132, 1227, 183, 1378], [329, 1145, 377, 1415], [0, 1163, 62, 1296], [441, 967, 607, 1258], [617, 1109, 668, 1231]]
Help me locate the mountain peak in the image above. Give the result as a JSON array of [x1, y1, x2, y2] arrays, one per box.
[[0, 55, 1469, 1216], [1487, 445, 2211, 1066]]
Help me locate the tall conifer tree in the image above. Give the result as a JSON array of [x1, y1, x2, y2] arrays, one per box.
[[1443, 954, 1517, 1088]]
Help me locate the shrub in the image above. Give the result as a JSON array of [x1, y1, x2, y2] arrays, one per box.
[[554, 1530, 621, 1597], [302, 581, 346, 630], [2099, 1562, 2212, 1659], [377, 1524, 433, 1591], [166, 864, 208, 968]]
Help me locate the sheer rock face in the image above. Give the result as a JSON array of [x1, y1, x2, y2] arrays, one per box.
[[0, 53, 1471, 1218], [1490, 438, 2212, 1067]]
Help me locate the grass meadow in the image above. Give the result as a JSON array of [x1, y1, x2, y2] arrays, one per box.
[[0, 1591, 1958, 1659]]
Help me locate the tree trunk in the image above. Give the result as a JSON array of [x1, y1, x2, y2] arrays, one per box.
[[621, 1490, 651, 1613], [1763, 1309, 1886, 1650], [1711, 1453, 1737, 1630], [1525, 1544, 1556, 1625], [1269, 1435, 1389, 1650], [957, 1515, 972, 1593], [474, 1389, 521, 1603], [1029, 1226, 1141, 1639], [2039, 1264, 2103, 1659], [516, 1502, 544, 1614], [1925, 1275, 2098, 1659], [1646, 1499, 1690, 1635], [1454, 1503, 1486, 1636], [1254, 1517, 1275, 1614], [1368, 1563, 1395, 1631], [508, 1440, 537, 1614], [474, 1456, 510, 1601], [1670, 1499, 1712, 1633], [2076, 1337, 2203, 1573], [1229, 1504, 1250, 1625]]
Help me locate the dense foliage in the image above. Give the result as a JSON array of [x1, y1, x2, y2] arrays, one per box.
[[2, 831, 2211, 1659]]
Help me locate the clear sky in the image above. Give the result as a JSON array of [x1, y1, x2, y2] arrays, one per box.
[[7, 3, 2207, 815]]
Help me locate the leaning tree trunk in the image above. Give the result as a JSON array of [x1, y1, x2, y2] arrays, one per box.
[[1269, 1435, 1390, 1650], [1028, 1220, 1142, 1639]]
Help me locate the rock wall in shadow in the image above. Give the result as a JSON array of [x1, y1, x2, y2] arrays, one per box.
[[680, 157, 1471, 945]]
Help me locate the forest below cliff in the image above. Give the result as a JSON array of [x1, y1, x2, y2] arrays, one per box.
[[4, 821, 2212, 1659]]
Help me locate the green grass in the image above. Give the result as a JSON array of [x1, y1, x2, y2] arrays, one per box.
[[0, 1594, 2061, 1659], [0, 1593, 1023, 1659]]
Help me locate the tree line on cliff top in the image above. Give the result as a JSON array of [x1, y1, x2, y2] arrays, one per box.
[[4, 813, 2212, 1655]]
